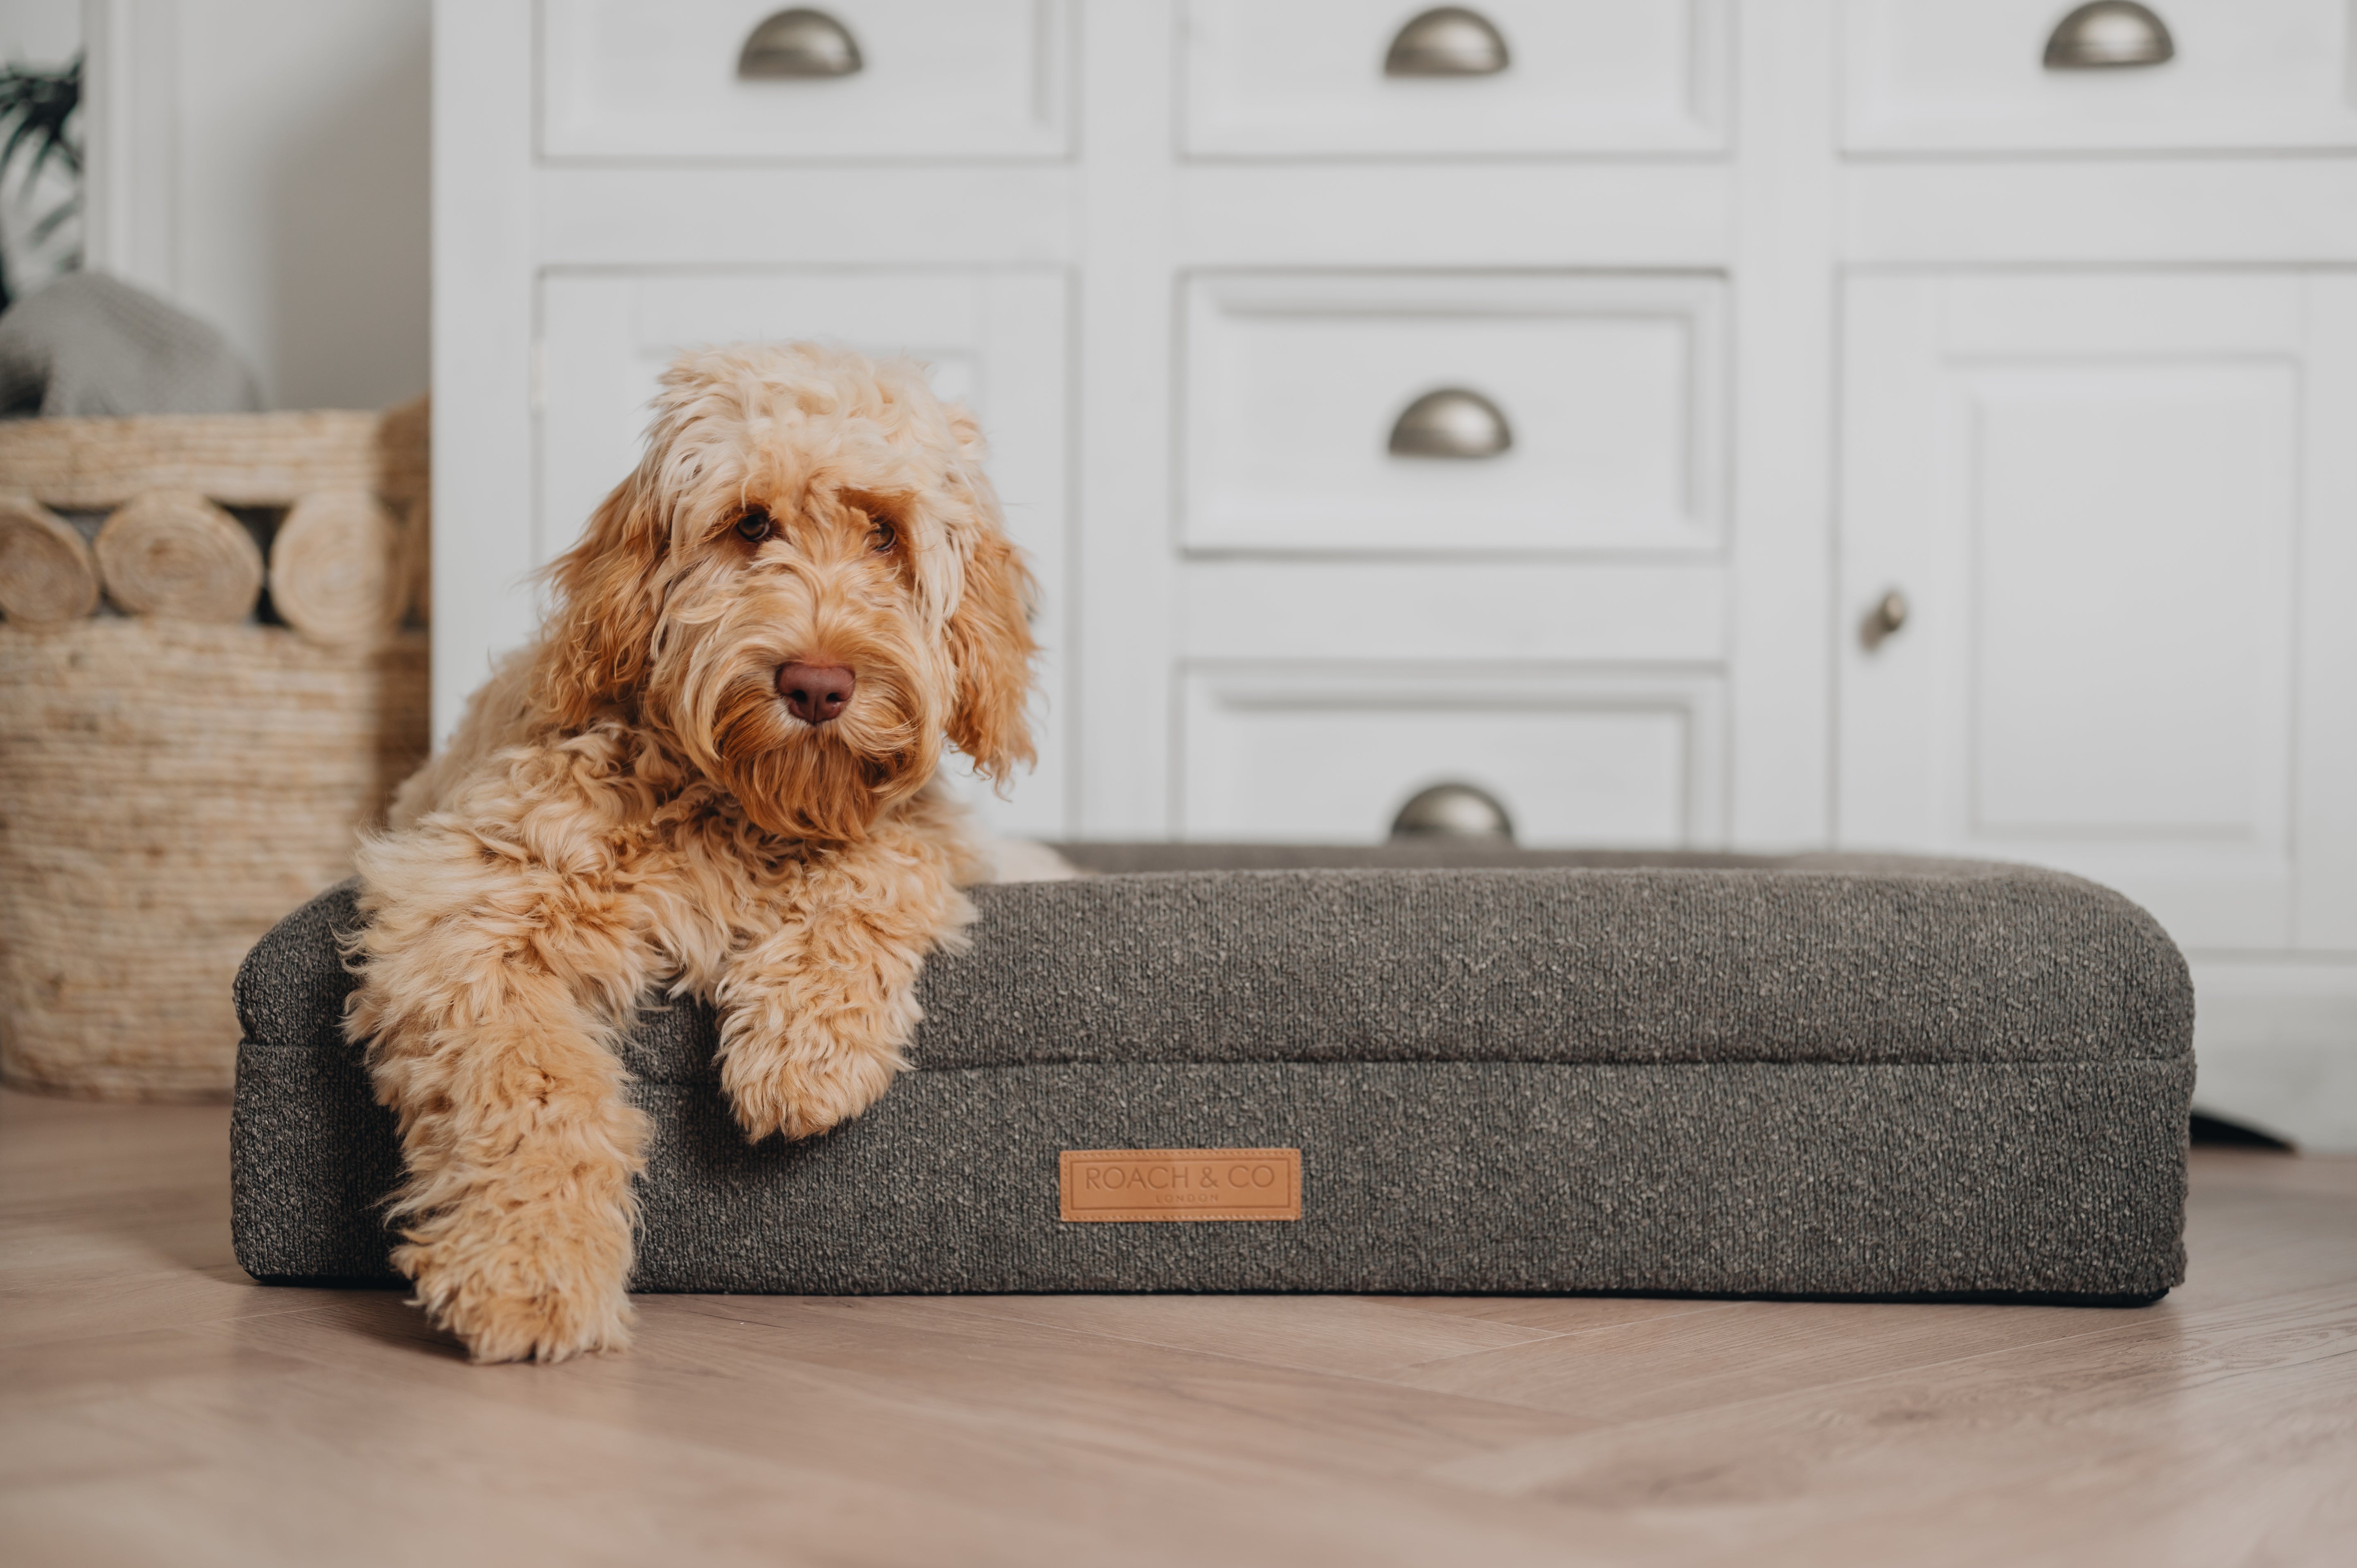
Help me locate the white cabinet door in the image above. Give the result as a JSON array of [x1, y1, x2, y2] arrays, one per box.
[[537, 268, 1070, 836], [1838, 271, 2357, 953]]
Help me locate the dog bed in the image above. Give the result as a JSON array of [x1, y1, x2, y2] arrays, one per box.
[[230, 848, 2193, 1303]]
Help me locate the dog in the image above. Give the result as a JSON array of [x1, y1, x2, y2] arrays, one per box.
[[347, 342, 1038, 1363]]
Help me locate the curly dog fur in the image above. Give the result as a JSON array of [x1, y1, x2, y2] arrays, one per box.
[[346, 343, 1037, 1363]]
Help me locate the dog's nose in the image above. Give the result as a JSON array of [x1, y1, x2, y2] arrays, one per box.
[[777, 663, 856, 725]]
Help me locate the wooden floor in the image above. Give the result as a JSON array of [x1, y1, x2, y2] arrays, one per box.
[[2, 1088, 2352, 1567]]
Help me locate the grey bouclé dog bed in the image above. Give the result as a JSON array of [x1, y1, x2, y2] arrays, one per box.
[[230, 848, 2193, 1303]]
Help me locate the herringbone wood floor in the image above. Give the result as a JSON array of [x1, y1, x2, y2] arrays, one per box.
[[2, 1085, 2351, 1566]]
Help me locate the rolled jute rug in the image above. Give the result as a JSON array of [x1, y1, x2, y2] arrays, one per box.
[[269, 487, 403, 644], [0, 618, 429, 1100], [93, 488, 264, 622], [0, 492, 100, 623]]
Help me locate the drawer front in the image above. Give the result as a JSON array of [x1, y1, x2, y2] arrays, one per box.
[[541, 0, 1071, 161], [1181, 273, 1725, 556], [1181, 0, 1729, 158], [1843, 0, 2357, 153], [536, 267, 1070, 834], [1179, 667, 1725, 847]]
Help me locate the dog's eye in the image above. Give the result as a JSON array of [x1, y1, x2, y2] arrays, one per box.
[[735, 509, 772, 543], [868, 521, 897, 554]]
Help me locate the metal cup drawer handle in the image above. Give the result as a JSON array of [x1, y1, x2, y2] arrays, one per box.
[[1388, 388, 1512, 460], [2043, 2, 2174, 70], [739, 8, 864, 79], [1392, 783, 1516, 842], [1385, 7, 1512, 77]]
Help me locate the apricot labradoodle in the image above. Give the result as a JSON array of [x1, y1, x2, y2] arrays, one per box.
[[347, 343, 1038, 1363]]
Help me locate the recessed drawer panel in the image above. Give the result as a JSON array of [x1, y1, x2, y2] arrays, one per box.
[[1843, 0, 2357, 153], [1179, 666, 1724, 847], [541, 0, 1071, 161], [1181, 0, 1729, 158], [1181, 273, 1725, 555]]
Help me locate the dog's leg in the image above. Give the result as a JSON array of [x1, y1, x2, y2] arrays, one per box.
[[714, 820, 974, 1142], [347, 775, 656, 1364]]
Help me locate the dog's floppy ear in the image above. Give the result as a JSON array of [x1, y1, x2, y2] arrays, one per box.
[[540, 468, 667, 728], [944, 520, 1038, 784], [934, 405, 1038, 782]]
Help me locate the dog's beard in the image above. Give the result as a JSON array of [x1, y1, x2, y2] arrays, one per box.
[[647, 564, 946, 843], [707, 664, 935, 842]]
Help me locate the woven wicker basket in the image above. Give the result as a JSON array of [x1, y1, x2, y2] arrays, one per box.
[[0, 406, 428, 1101]]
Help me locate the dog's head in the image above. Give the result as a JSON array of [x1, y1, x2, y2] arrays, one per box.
[[539, 342, 1037, 841]]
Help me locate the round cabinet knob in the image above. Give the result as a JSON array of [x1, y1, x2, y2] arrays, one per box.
[[1384, 7, 1512, 78], [739, 8, 863, 79], [2043, 2, 2174, 70], [1388, 388, 1512, 459], [1391, 782, 1516, 842], [1860, 588, 1909, 651]]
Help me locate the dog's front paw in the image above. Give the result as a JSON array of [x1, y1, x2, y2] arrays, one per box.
[[394, 1210, 635, 1364], [722, 1039, 900, 1143]]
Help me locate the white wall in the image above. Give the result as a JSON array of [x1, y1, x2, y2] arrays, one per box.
[[81, 0, 429, 410], [0, 6, 80, 77], [0, 0, 85, 302]]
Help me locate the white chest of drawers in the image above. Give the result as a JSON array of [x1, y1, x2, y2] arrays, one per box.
[[433, 0, 2357, 1147]]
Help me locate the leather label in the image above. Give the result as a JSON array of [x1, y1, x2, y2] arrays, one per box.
[[1059, 1148, 1302, 1223]]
